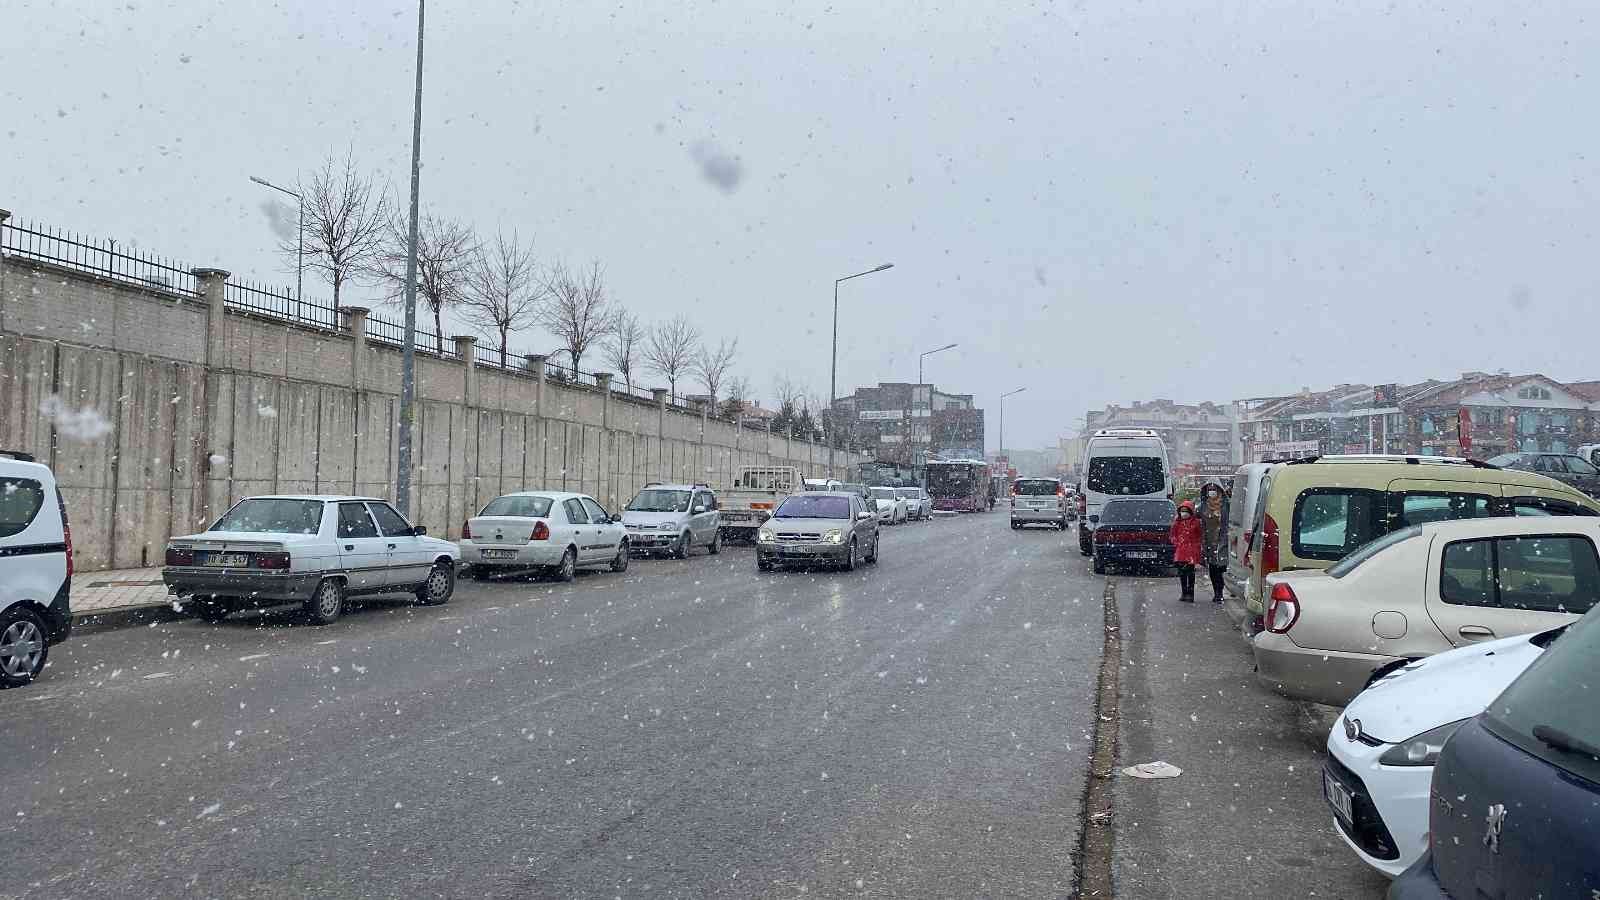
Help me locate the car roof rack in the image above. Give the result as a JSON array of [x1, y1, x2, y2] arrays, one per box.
[[1284, 453, 1499, 470], [0, 449, 37, 462]]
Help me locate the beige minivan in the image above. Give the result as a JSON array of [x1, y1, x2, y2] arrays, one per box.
[[1234, 455, 1600, 636]]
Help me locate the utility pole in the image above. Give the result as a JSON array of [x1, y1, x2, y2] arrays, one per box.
[[396, 0, 426, 516]]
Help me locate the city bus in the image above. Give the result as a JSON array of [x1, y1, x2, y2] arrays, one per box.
[[925, 458, 994, 512]]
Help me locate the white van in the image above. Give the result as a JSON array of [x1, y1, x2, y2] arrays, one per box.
[[1076, 429, 1173, 555], [1222, 462, 1275, 603], [0, 450, 73, 687]]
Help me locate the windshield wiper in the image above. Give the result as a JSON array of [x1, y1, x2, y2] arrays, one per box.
[[1533, 724, 1600, 761]]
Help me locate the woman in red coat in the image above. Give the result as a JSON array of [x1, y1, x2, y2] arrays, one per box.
[[1170, 500, 1203, 602]]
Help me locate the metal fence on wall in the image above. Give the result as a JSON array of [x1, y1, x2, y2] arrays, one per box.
[[0, 217, 198, 296]]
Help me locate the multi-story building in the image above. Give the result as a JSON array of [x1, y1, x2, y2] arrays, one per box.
[[832, 383, 984, 467], [1073, 399, 1240, 477]]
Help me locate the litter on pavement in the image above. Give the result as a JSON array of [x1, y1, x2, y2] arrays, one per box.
[[1121, 761, 1183, 779]]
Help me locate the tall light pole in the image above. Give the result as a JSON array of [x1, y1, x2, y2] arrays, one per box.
[[828, 262, 894, 473], [396, 0, 426, 517], [248, 175, 303, 304], [917, 342, 957, 387], [916, 342, 957, 466], [999, 387, 1027, 467]]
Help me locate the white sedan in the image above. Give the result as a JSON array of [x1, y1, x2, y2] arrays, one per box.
[[896, 487, 929, 520], [1323, 627, 1559, 877], [460, 491, 630, 581], [867, 487, 907, 524]]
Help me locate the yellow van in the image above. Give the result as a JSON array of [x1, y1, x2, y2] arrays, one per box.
[[1236, 455, 1600, 636]]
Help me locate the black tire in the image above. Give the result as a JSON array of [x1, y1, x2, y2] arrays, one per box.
[[304, 578, 346, 626], [554, 547, 578, 582], [842, 537, 859, 572], [0, 605, 49, 688], [1079, 530, 1093, 556], [708, 529, 721, 555], [610, 540, 630, 572], [866, 532, 880, 564], [1011, 521, 1022, 530], [1092, 555, 1106, 575], [757, 555, 773, 572], [673, 532, 691, 560], [188, 598, 231, 623], [415, 561, 455, 606]]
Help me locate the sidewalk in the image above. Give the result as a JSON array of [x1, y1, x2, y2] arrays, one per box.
[[70, 566, 182, 629]]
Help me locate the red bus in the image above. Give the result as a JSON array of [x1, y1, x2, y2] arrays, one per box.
[[925, 459, 993, 512]]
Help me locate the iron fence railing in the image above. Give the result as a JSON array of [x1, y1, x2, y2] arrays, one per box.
[[1, 217, 197, 296], [224, 280, 340, 330]]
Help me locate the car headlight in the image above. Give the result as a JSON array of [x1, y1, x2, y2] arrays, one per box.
[[758, 528, 776, 543], [658, 522, 677, 530], [823, 529, 844, 544], [1379, 718, 1469, 767]]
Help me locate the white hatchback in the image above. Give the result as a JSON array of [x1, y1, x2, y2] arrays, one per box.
[[461, 491, 630, 581], [0, 451, 74, 687], [1323, 627, 1558, 877]]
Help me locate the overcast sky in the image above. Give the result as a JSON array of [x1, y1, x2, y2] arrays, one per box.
[[4, 1, 1598, 449]]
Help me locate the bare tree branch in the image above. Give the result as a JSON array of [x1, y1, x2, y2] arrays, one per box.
[[772, 374, 806, 411], [540, 260, 616, 374], [694, 337, 739, 407], [289, 150, 388, 310], [604, 310, 645, 393], [462, 229, 544, 367], [369, 209, 478, 354], [719, 374, 753, 419], [642, 315, 701, 405]]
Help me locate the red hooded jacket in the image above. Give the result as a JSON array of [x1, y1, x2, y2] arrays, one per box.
[[1170, 500, 1202, 566]]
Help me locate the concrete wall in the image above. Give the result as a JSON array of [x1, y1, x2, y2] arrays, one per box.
[[0, 254, 859, 571]]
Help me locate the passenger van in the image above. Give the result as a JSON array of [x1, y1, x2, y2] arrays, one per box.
[[1236, 454, 1600, 636], [1076, 429, 1173, 555], [1222, 463, 1275, 607]]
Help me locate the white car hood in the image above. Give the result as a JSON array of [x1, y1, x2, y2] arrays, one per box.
[[1343, 632, 1549, 744]]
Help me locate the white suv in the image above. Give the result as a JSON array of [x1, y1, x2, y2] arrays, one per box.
[[0, 451, 73, 687]]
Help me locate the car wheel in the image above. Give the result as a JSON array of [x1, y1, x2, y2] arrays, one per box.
[[757, 555, 773, 572], [0, 606, 49, 688], [610, 540, 630, 572], [1079, 530, 1093, 556], [673, 532, 691, 559], [708, 529, 721, 554], [1011, 521, 1022, 530], [188, 598, 231, 622], [554, 547, 577, 582], [415, 561, 455, 606], [843, 537, 859, 572], [866, 532, 880, 564], [304, 578, 346, 626], [1092, 554, 1106, 575]]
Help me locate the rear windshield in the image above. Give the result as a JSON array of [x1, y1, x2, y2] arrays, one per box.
[[0, 477, 46, 538], [627, 489, 691, 513], [1484, 605, 1600, 785], [1327, 526, 1422, 578], [895, 488, 918, 498], [480, 495, 555, 518], [868, 487, 896, 500], [775, 495, 850, 519], [1101, 499, 1176, 525], [211, 498, 324, 534], [1014, 479, 1059, 496], [1229, 473, 1249, 527], [1087, 457, 1164, 496]]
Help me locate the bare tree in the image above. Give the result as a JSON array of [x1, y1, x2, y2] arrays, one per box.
[[643, 315, 701, 404], [694, 337, 739, 408], [772, 374, 806, 411], [289, 150, 388, 310], [370, 209, 477, 354], [719, 374, 752, 420], [463, 229, 544, 367], [540, 260, 616, 373], [604, 310, 645, 392]]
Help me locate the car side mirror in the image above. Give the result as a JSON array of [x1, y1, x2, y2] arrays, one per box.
[[412, 525, 427, 536], [693, 505, 707, 514], [857, 511, 875, 521]]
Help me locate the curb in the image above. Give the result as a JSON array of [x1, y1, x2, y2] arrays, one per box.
[[71, 603, 188, 635]]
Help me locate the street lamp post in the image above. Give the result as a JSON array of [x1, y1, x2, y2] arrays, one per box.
[[828, 262, 894, 474], [999, 387, 1027, 467], [916, 342, 957, 466], [917, 342, 957, 387], [396, 0, 426, 517], [248, 175, 303, 304]]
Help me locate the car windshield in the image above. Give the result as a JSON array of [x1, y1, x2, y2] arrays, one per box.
[[774, 495, 850, 519], [1100, 499, 1176, 525], [1087, 457, 1164, 495], [479, 495, 554, 518], [1326, 525, 1422, 578], [1014, 479, 1058, 496], [1484, 606, 1600, 785], [627, 489, 692, 513], [868, 488, 896, 500], [210, 498, 323, 534]]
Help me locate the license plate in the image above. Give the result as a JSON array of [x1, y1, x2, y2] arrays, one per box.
[[1324, 772, 1354, 825], [1125, 551, 1157, 559], [205, 552, 251, 567], [481, 549, 517, 560]]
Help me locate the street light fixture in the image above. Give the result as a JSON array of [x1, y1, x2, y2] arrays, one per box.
[[999, 387, 1027, 466], [396, 0, 427, 517], [917, 342, 958, 386], [248, 175, 303, 304], [828, 262, 894, 473], [915, 343, 957, 467]]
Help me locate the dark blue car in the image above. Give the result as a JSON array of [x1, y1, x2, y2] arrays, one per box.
[[1389, 603, 1600, 898]]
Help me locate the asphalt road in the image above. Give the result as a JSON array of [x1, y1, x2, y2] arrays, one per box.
[[1, 514, 1105, 899]]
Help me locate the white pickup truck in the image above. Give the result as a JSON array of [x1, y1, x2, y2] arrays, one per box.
[[718, 466, 808, 540]]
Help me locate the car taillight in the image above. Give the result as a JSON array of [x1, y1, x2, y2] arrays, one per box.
[[1265, 581, 1300, 633], [530, 520, 550, 541], [63, 523, 74, 578], [254, 552, 291, 570], [165, 546, 194, 566], [461, 520, 472, 539], [1260, 513, 1280, 575]]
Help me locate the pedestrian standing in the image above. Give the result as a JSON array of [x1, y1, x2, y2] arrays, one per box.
[[1170, 500, 1201, 602], [1199, 483, 1230, 603]]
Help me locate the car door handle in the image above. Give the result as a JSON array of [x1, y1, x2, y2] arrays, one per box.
[[344, 544, 354, 551], [387, 543, 397, 550], [1459, 625, 1496, 640]]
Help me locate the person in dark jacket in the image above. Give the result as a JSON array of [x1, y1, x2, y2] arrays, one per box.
[[1199, 483, 1230, 602], [1170, 500, 1202, 601]]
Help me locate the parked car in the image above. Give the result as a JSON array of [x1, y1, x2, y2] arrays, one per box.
[[1077, 429, 1174, 556], [805, 478, 843, 492], [460, 491, 629, 581], [1484, 451, 1600, 498], [756, 491, 879, 571], [621, 483, 721, 558], [895, 487, 930, 520], [1388, 604, 1600, 899], [868, 486, 907, 524], [1255, 516, 1599, 706], [0, 450, 73, 687], [1091, 498, 1176, 575], [719, 465, 807, 541], [1010, 476, 1069, 530], [1325, 627, 1558, 878], [1577, 442, 1600, 470], [1235, 454, 1600, 638], [1223, 462, 1274, 606], [164, 495, 458, 625]]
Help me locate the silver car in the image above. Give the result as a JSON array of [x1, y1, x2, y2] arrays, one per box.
[[620, 483, 721, 558], [756, 491, 881, 571], [1010, 477, 1069, 529]]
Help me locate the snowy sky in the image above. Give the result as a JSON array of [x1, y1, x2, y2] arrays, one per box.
[[4, 0, 1598, 448]]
